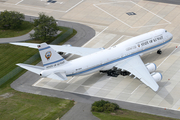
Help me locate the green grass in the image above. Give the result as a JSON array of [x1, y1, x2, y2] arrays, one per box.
[[0, 45, 74, 119], [92, 109, 179, 120], [0, 82, 74, 120], [0, 21, 34, 38], [0, 26, 77, 120], [0, 44, 38, 78]]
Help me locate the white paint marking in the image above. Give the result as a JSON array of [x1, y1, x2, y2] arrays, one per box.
[[67, 77, 75, 83], [131, 84, 141, 94], [82, 26, 109, 47], [65, 0, 84, 12], [93, 4, 132, 28], [15, 0, 23, 5], [157, 45, 180, 68], [6, 0, 83, 13], [94, 1, 171, 28], [33, 78, 44, 86], [131, 1, 171, 24]]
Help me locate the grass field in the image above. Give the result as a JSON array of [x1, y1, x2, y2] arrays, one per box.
[[0, 21, 34, 38], [93, 109, 178, 120], [0, 44, 75, 120], [0, 26, 77, 119]]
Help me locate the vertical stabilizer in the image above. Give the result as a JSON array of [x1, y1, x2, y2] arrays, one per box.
[[38, 43, 67, 69]]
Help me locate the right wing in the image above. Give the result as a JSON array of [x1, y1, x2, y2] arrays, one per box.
[[115, 55, 159, 91], [10, 42, 103, 56]]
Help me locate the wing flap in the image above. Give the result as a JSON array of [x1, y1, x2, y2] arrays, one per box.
[[115, 55, 159, 91]]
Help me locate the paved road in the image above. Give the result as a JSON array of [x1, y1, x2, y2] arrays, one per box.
[[60, 102, 100, 120], [0, 15, 95, 46], [146, 0, 180, 5], [0, 30, 34, 43]]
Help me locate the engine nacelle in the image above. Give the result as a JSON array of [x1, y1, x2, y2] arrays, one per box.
[[151, 72, 162, 82], [58, 44, 72, 56], [145, 63, 156, 73]]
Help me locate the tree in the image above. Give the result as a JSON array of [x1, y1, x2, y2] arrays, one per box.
[[0, 10, 25, 29], [30, 13, 59, 41], [91, 100, 120, 112]]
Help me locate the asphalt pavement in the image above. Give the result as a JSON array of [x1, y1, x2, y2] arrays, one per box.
[[146, 0, 180, 5]]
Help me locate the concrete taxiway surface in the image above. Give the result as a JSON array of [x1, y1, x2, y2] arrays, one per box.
[[1, 0, 180, 118]]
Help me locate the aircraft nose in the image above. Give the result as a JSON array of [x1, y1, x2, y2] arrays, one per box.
[[168, 32, 173, 39]]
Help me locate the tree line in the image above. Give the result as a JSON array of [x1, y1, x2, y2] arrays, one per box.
[[0, 10, 59, 40]]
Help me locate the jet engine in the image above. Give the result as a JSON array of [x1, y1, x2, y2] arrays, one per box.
[[145, 63, 156, 73], [58, 44, 72, 56], [151, 72, 162, 82]]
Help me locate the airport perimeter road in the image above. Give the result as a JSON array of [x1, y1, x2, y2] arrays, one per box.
[[147, 0, 180, 5], [0, 15, 95, 46], [24, 15, 95, 47]]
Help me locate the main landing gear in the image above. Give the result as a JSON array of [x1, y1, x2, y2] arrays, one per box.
[[157, 49, 162, 54], [100, 67, 130, 77]]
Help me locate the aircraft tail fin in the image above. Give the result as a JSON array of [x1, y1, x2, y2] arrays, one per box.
[[38, 43, 67, 69]]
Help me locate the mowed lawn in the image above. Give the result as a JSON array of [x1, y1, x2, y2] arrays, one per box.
[[93, 109, 178, 120], [0, 44, 38, 78], [0, 21, 34, 38]]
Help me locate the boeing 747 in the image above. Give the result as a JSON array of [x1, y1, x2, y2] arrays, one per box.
[[11, 29, 173, 91]]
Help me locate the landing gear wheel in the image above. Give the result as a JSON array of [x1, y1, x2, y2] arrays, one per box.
[[157, 49, 162, 54]]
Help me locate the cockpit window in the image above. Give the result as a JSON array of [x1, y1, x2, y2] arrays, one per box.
[[165, 30, 167, 32]]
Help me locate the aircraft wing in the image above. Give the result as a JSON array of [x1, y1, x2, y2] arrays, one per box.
[[10, 42, 103, 56], [115, 55, 159, 91]]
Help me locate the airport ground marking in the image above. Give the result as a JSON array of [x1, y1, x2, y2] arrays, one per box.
[[33, 78, 44, 86], [67, 77, 75, 83], [65, 0, 84, 12], [82, 26, 109, 47], [131, 84, 142, 94], [5, 0, 83, 13], [15, 0, 24, 5], [94, 1, 171, 28], [157, 44, 180, 68]]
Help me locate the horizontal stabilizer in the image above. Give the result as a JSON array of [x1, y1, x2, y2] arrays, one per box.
[[17, 63, 44, 74]]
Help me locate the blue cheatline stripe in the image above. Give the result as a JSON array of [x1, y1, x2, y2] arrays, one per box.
[[67, 38, 172, 77], [39, 46, 50, 51], [44, 58, 64, 66]]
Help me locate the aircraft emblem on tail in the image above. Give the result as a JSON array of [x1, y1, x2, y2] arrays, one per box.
[[45, 51, 52, 60]]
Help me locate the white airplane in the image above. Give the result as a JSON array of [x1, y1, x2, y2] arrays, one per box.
[[11, 29, 173, 91]]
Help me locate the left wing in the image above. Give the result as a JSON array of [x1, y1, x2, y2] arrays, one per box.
[[10, 42, 103, 56], [115, 55, 159, 91]]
